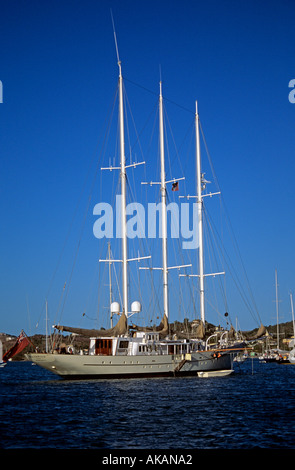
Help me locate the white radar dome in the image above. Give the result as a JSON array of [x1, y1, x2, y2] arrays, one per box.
[[111, 302, 120, 314], [131, 301, 141, 313]]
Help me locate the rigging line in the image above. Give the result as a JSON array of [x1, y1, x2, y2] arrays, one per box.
[[57, 92, 120, 324], [142, 107, 158, 185], [202, 206, 228, 310], [199, 120, 221, 192], [134, 180, 163, 322], [36, 153, 96, 327], [146, 269, 159, 324], [124, 77, 195, 115], [53, 281, 67, 328], [204, 204, 260, 325], [182, 120, 195, 195], [199, 120, 261, 324], [123, 86, 133, 164], [204, 202, 248, 309], [107, 179, 123, 308], [125, 175, 154, 281], [123, 82, 158, 161], [167, 117, 195, 197], [162, 102, 187, 182], [125, 182, 156, 320], [165, 190, 196, 319], [83, 253, 103, 320], [39, 85, 119, 330], [202, 212, 233, 328]]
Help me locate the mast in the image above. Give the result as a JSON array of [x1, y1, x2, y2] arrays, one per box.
[[108, 242, 113, 327], [195, 101, 205, 325], [140, 83, 188, 321], [118, 61, 128, 317], [100, 56, 149, 319], [179, 102, 222, 334], [159, 82, 169, 319], [275, 269, 279, 349], [290, 292, 295, 342], [45, 299, 48, 353]]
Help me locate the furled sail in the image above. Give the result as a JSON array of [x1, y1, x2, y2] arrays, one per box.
[[252, 323, 267, 339], [131, 315, 169, 338], [54, 313, 127, 338], [243, 323, 267, 341], [195, 321, 205, 339], [228, 325, 236, 340]]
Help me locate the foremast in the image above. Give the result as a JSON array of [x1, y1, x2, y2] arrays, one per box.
[[118, 61, 128, 317], [100, 59, 149, 322]]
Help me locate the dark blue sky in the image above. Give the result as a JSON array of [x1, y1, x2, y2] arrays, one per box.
[[1, 0, 295, 335]]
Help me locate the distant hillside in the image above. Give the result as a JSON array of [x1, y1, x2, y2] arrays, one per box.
[[264, 321, 294, 338], [1, 320, 294, 361]]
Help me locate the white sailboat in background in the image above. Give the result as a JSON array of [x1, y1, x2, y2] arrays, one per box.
[[0, 340, 6, 367], [24, 46, 263, 378], [287, 292, 295, 364], [259, 270, 292, 364]]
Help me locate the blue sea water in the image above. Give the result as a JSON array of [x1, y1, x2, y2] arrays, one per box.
[[0, 359, 294, 450]]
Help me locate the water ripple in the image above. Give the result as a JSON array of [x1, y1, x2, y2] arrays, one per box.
[[0, 361, 294, 449]]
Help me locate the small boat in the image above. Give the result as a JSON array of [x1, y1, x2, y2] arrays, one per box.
[[259, 349, 290, 363], [198, 370, 234, 378], [259, 351, 279, 363]]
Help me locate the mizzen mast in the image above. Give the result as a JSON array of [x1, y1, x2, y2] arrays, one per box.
[[118, 60, 129, 317], [180, 101, 223, 332]]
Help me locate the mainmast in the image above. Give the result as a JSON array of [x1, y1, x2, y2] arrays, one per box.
[[118, 61, 128, 318], [159, 82, 169, 319], [141, 82, 188, 322], [275, 269, 279, 349], [290, 292, 295, 343], [195, 101, 205, 325]]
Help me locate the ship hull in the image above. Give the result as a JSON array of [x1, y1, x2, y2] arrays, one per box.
[[25, 351, 234, 379]]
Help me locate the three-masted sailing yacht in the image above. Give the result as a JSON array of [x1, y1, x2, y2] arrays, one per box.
[[26, 59, 244, 379]]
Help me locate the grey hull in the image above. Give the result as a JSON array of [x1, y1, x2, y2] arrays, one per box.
[[26, 351, 233, 379]]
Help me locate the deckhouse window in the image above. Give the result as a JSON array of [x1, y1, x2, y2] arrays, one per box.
[[95, 339, 112, 355]]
